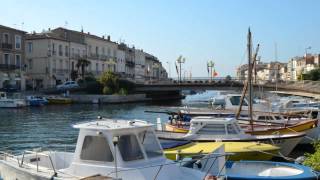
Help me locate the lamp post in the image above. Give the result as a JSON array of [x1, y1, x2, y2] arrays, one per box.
[[207, 60, 214, 82], [166, 61, 171, 78], [176, 56, 185, 83]]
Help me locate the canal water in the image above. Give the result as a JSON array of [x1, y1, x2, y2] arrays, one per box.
[[0, 91, 217, 153]]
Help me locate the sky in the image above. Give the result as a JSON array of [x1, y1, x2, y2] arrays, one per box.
[[1, 0, 320, 77]]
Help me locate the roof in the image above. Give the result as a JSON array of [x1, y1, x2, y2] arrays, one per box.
[[73, 119, 153, 131], [26, 31, 67, 41], [0, 25, 27, 34], [191, 117, 236, 124], [53, 27, 118, 45]]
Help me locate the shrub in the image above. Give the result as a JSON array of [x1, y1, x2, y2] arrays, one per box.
[[303, 141, 320, 171], [103, 86, 113, 95], [118, 88, 128, 95]]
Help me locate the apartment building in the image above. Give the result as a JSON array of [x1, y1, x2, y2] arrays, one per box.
[[116, 47, 126, 77], [134, 49, 146, 83], [0, 25, 26, 90], [25, 31, 79, 89]]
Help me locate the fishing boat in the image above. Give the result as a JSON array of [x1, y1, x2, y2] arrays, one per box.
[[47, 96, 72, 104], [224, 161, 319, 180], [164, 141, 280, 161], [0, 118, 212, 180], [0, 92, 27, 108], [156, 117, 305, 156], [26, 96, 49, 106], [182, 144, 319, 180]]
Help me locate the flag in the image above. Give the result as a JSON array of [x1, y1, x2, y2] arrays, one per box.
[[213, 70, 218, 77]]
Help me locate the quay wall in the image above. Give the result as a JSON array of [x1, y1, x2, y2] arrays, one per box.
[[69, 94, 151, 104]]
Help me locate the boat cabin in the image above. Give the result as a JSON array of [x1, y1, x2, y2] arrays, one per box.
[[185, 117, 249, 140]]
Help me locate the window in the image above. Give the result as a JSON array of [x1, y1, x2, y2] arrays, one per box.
[[15, 35, 21, 49], [230, 96, 248, 106], [138, 130, 162, 158], [95, 46, 99, 56], [52, 43, 56, 55], [59, 45, 63, 56], [96, 63, 99, 72], [53, 59, 56, 70], [28, 59, 33, 70], [71, 48, 74, 57], [15, 54, 21, 67], [27, 42, 33, 53], [107, 48, 111, 56], [3, 33, 9, 43], [118, 134, 144, 161], [65, 46, 69, 56], [196, 124, 226, 135], [80, 136, 114, 162], [65, 60, 68, 70], [88, 45, 92, 54], [227, 124, 237, 134], [113, 49, 117, 57], [4, 54, 10, 65], [102, 64, 105, 71], [102, 47, 105, 55], [59, 59, 63, 69]]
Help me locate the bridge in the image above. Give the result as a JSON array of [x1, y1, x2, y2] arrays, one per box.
[[135, 77, 320, 99]]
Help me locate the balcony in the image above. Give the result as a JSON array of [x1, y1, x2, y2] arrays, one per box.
[[89, 53, 99, 60], [0, 64, 20, 70], [1, 43, 13, 50], [126, 60, 135, 67], [52, 68, 69, 75]]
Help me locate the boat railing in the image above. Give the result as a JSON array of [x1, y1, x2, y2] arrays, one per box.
[[17, 150, 57, 175], [103, 152, 232, 179]]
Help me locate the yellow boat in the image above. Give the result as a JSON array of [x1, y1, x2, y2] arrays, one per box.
[[47, 96, 73, 104], [164, 141, 280, 161], [165, 123, 188, 133]]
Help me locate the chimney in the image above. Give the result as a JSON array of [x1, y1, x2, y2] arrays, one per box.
[[81, 29, 83, 33], [107, 35, 110, 41], [48, 28, 51, 31], [88, 32, 90, 35], [102, 35, 105, 39]]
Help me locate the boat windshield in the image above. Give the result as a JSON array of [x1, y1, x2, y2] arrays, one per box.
[[80, 136, 114, 162], [118, 134, 144, 161], [138, 130, 163, 158], [230, 96, 248, 106]]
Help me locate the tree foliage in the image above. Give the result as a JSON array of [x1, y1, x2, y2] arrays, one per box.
[[304, 141, 320, 171], [76, 58, 91, 79], [99, 71, 119, 94], [301, 68, 320, 81]]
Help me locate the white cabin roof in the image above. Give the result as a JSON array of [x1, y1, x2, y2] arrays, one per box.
[[191, 117, 236, 124], [73, 119, 153, 131]]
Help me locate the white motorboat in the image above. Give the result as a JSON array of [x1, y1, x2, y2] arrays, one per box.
[[0, 92, 27, 108], [156, 117, 305, 156], [0, 118, 213, 180]]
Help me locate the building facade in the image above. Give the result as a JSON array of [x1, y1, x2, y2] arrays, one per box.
[[0, 25, 26, 90]]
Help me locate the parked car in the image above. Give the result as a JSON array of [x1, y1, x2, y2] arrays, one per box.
[[0, 85, 19, 92], [56, 81, 79, 90]]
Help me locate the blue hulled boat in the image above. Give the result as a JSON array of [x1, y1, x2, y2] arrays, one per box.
[[26, 96, 48, 106], [225, 161, 319, 180]]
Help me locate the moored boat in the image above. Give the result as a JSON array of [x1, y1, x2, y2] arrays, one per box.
[[47, 96, 72, 104], [0, 118, 212, 180], [156, 117, 306, 156], [0, 92, 27, 108], [26, 96, 49, 106], [163, 141, 280, 161]]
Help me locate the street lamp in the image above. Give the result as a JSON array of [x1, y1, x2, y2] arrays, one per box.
[[176, 56, 185, 83], [166, 61, 171, 78], [207, 60, 214, 82]]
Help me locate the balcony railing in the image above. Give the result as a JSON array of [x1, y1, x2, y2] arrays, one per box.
[[52, 68, 69, 74], [126, 60, 135, 67], [0, 64, 20, 70], [1, 43, 13, 50]]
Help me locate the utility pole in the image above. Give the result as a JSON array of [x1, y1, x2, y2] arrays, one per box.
[[207, 60, 214, 82]]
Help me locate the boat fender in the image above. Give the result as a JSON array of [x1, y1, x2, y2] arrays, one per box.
[[295, 156, 306, 164], [50, 172, 58, 180]]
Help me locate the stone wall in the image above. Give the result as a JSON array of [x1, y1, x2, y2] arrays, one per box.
[[69, 94, 151, 104]]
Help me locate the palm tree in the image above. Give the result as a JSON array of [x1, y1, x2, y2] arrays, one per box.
[[76, 58, 91, 79]]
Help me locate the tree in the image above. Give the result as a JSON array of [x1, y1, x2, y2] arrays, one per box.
[[99, 71, 119, 94], [70, 70, 78, 81], [76, 58, 91, 79], [301, 68, 320, 81]]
